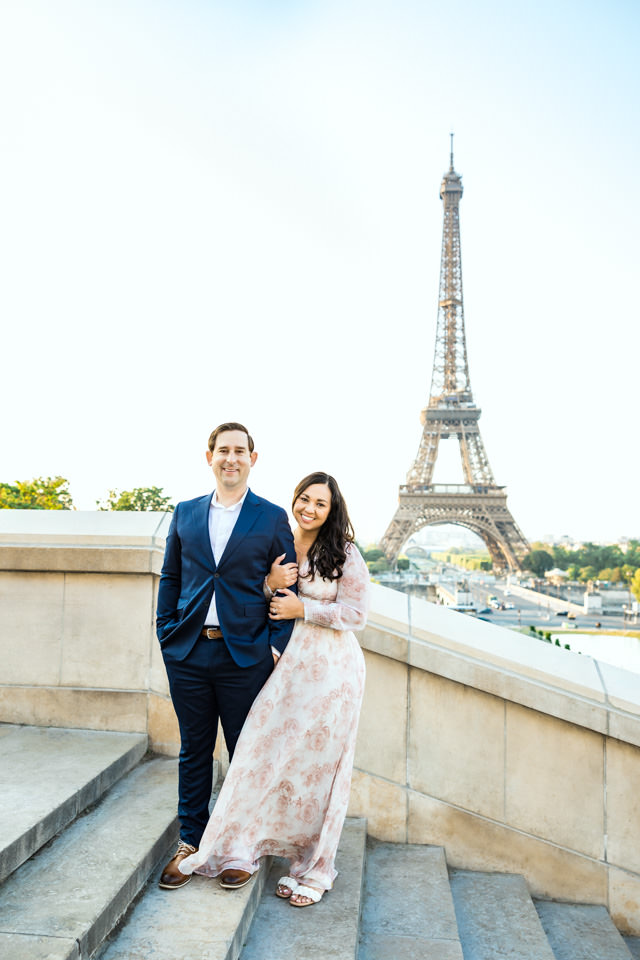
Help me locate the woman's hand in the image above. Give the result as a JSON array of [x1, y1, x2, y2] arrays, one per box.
[[269, 588, 304, 621], [266, 553, 298, 593]]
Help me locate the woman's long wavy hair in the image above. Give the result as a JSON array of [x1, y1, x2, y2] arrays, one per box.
[[292, 472, 355, 581]]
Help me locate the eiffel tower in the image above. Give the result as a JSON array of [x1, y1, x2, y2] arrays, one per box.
[[382, 140, 529, 572]]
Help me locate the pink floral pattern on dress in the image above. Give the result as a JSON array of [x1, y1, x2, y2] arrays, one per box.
[[179, 542, 369, 892]]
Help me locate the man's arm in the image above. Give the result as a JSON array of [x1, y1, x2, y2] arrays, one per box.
[[267, 508, 297, 656], [156, 506, 182, 639]]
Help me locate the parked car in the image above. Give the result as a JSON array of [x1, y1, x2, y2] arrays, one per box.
[[556, 611, 568, 617]]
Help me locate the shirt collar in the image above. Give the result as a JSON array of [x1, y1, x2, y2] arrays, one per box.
[[211, 488, 249, 513]]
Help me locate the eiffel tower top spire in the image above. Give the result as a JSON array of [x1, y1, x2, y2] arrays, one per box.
[[429, 139, 471, 406]]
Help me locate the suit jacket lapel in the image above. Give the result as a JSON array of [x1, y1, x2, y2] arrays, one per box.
[[217, 489, 263, 569], [196, 492, 216, 571]]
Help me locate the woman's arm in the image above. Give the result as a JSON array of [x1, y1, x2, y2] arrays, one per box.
[[302, 543, 370, 631]]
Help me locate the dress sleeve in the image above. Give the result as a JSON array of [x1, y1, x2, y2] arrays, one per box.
[[303, 543, 370, 631]]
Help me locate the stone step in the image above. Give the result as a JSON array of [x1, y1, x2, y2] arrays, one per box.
[[535, 902, 634, 960], [0, 756, 178, 960], [0, 724, 148, 883], [239, 818, 367, 960], [626, 937, 640, 959], [97, 853, 271, 960], [449, 871, 556, 960], [358, 840, 463, 960]]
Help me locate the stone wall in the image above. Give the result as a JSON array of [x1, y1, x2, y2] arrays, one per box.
[[0, 511, 178, 753], [1, 511, 639, 933], [351, 583, 640, 935]]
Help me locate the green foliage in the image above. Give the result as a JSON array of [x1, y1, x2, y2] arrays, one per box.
[[632, 569, 640, 603], [578, 565, 598, 582], [396, 556, 410, 571], [97, 487, 174, 512], [522, 549, 554, 577], [0, 476, 73, 510], [592, 564, 636, 585], [431, 550, 491, 571], [367, 558, 389, 574], [528, 626, 555, 645], [363, 547, 385, 562], [544, 540, 639, 575]]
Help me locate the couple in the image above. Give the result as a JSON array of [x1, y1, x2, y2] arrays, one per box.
[[156, 422, 369, 907]]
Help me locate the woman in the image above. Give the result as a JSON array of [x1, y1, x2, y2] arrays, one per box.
[[179, 472, 369, 907]]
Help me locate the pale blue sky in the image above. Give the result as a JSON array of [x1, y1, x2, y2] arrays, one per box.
[[1, 0, 638, 544]]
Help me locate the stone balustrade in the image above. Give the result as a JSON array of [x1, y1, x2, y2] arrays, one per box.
[[1, 510, 639, 934]]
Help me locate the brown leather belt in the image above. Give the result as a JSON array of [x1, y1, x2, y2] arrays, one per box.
[[201, 626, 223, 639]]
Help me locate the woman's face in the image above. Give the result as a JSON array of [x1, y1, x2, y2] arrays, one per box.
[[293, 483, 332, 534]]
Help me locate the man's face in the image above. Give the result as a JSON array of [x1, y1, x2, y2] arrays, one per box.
[[206, 430, 257, 495]]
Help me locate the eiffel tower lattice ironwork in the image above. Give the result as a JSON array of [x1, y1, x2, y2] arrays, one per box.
[[381, 140, 529, 572]]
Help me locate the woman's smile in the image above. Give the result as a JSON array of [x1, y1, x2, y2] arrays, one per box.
[[293, 484, 332, 532]]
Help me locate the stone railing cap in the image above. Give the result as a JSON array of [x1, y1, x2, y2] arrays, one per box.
[[0, 509, 173, 547]]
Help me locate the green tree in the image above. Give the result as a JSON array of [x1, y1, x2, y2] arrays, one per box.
[[0, 476, 73, 510], [397, 556, 410, 571], [368, 557, 389, 574], [631, 569, 640, 603], [598, 568, 612, 582], [97, 487, 174, 512], [523, 549, 554, 577], [363, 547, 385, 562], [578, 566, 598, 582]]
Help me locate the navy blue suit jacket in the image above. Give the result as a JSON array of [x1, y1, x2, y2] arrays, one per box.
[[156, 489, 297, 667]]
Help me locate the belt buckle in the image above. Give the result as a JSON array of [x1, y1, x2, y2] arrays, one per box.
[[205, 627, 219, 639]]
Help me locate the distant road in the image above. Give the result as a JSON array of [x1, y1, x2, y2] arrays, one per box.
[[442, 567, 624, 632]]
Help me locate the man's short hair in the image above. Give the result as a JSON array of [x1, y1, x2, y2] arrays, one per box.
[[208, 422, 254, 453]]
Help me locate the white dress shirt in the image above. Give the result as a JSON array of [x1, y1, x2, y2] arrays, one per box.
[[203, 489, 248, 626]]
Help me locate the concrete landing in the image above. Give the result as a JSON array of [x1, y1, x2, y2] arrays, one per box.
[[0, 724, 147, 882], [535, 902, 634, 960], [450, 871, 556, 960], [0, 757, 178, 960], [240, 818, 367, 960], [358, 840, 463, 960]]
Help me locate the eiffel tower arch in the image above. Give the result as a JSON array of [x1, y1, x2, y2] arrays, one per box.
[[382, 140, 529, 573]]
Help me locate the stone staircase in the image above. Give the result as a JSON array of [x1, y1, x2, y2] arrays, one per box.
[[1, 725, 638, 960]]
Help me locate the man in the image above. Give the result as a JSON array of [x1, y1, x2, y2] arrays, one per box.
[[156, 422, 297, 890]]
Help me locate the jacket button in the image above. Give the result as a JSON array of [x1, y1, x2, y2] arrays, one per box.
[[214, 573, 220, 578]]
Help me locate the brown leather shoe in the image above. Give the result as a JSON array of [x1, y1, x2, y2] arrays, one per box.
[[158, 841, 198, 889], [219, 868, 252, 889]]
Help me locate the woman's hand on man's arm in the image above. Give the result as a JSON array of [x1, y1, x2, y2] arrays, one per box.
[[265, 553, 298, 595]]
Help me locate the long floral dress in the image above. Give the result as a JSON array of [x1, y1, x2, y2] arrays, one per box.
[[179, 542, 369, 892]]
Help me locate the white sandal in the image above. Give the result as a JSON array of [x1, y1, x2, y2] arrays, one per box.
[[289, 884, 324, 907], [275, 876, 299, 899]]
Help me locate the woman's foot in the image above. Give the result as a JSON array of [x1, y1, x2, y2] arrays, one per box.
[[289, 883, 324, 907], [275, 876, 299, 899]]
